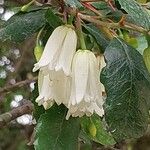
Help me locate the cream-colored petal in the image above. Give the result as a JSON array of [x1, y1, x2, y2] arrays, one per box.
[[89, 102, 104, 117], [67, 50, 104, 119], [38, 70, 44, 93], [69, 50, 90, 105], [69, 66, 76, 106], [74, 50, 89, 104], [55, 28, 77, 75], [36, 73, 54, 108], [33, 26, 68, 72], [89, 53, 103, 101], [89, 53, 104, 108], [66, 101, 104, 119], [43, 100, 54, 110], [48, 70, 70, 106], [40, 74, 53, 98], [35, 95, 44, 106]]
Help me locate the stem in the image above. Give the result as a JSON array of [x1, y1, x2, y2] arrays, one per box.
[[79, 13, 149, 35], [100, 26, 114, 39], [81, 2, 103, 17], [68, 15, 74, 25], [36, 26, 45, 46], [76, 15, 87, 50], [0, 101, 34, 128], [80, 31, 87, 50], [0, 76, 37, 94]]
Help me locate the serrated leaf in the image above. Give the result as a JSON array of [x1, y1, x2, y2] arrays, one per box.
[[45, 8, 62, 28], [34, 105, 80, 150], [84, 24, 109, 52], [92, 2, 112, 15], [80, 115, 116, 146], [0, 9, 47, 42], [101, 38, 150, 141], [117, 0, 150, 30]]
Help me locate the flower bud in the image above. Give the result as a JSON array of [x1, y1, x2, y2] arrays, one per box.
[[143, 47, 150, 73], [34, 45, 43, 62]]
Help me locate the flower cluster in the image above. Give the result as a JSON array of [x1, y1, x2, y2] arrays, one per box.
[[33, 25, 105, 119]]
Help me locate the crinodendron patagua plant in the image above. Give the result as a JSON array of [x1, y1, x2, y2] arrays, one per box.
[[1, 0, 150, 149]]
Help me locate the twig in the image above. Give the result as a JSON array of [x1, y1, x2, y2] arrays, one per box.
[[79, 13, 149, 35], [0, 101, 34, 128], [14, 37, 36, 76], [81, 1, 103, 18], [0, 76, 38, 94]]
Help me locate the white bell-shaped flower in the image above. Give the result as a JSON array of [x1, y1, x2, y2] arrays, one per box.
[[36, 70, 71, 109], [66, 50, 104, 119], [33, 25, 77, 76]]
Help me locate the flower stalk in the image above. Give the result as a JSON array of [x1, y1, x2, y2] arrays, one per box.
[[68, 15, 74, 25], [79, 13, 149, 35], [76, 15, 87, 50]]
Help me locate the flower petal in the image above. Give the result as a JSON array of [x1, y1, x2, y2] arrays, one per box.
[[55, 27, 77, 75], [36, 73, 54, 108], [89, 53, 103, 103], [70, 50, 89, 105], [49, 70, 71, 105], [67, 50, 104, 119], [33, 26, 68, 72]]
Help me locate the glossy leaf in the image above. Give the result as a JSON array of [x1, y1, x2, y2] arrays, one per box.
[[81, 115, 116, 146], [101, 38, 150, 141], [45, 8, 62, 28], [34, 105, 80, 150], [84, 24, 109, 52], [92, 2, 112, 15], [0, 9, 47, 42], [143, 47, 150, 73], [117, 0, 150, 30]]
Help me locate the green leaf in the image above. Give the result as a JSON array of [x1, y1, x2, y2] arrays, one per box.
[[117, 0, 150, 30], [65, 0, 83, 9], [0, 9, 47, 42], [45, 8, 62, 28], [80, 115, 116, 146], [34, 105, 80, 150], [84, 24, 109, 52], [92, 2, 112, 15], [101, 38, 150, 141], [79, 131, 92, 150]]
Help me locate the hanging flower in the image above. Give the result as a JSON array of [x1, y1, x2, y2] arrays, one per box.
[[33, 25, 77, 76], [36, 69, 71, 110], [66, 50, 104, 119]]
